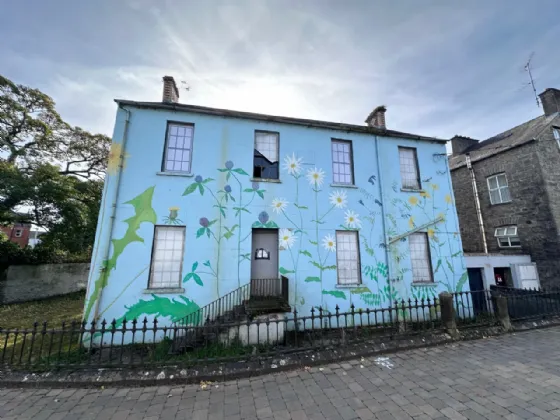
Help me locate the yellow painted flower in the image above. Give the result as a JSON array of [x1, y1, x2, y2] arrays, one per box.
[[437, 212, 446, 221], [427, 228, 435, 238], [420, 190, 431, 199], [107, 143, 128, 175], [408, 196, 419, 206], [408, 216, 415, 229], [431, 184, 439, 191], [445, 194, 453, 204], [169, 206, 180, 211]]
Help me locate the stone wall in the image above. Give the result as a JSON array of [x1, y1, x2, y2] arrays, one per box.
[[0, 263, 89, 304]]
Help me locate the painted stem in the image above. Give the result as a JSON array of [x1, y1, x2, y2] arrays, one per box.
[[97, 266, 148, 320], [207, 188, 225, 297], [232, 173, 243, 288], [313, 186, 323, 307]]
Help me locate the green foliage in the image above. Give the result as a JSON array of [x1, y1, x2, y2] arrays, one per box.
[[304, 276, 321, 283], [455, 271, 468, 292], [252, 220, 278, 228], [360, 293, 382, 306], [322, 290, 346, 300], [279, 266, 295, 275], [299, 250, 312, 258], [350, 286, 372, 294]]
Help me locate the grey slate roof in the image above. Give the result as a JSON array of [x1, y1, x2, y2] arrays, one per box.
[[115, 99, 446, 143], [449, 113, 560, 170]]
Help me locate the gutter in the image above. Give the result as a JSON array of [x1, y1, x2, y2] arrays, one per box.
[[466, 154, 488, 254], [92, 105, 131, 321]]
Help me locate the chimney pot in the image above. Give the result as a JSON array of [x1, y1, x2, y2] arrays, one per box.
[[162, 76, 180, 103], [365, 105, 387, 129], [539, 88, 560, 116], [450, 135, 479, 155]]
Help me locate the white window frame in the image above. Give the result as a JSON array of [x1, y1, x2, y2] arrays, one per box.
[[409, 232, 434, 283], [398, 147, 421, 190], [14, 229, 22, 238], [149, 226, 186, 289], [486, 173, 511, 205], [253, 131, 280, 180], [335, 231, 361, 285], [163, 122, 194, 173], [495, 226, 521, 248], [553, 127, 560, 148], [331, 139, 354, 185]]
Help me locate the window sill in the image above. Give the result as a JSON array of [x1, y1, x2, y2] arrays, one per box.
[[156, 171, 193, 178], [251, 177, 281, 184], [411, 282, 437, 287], [490, 201, 512, 206], [335, 284, 362, 289], [143, 288, 185, 294], [330, 183, 358, 189], [401, 188, 424, 193]]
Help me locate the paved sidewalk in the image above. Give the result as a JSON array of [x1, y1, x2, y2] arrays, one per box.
[[2, 328, 560, 419]]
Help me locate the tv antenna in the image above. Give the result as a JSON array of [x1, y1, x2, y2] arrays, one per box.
[[180, 81, 190, 91], [524, 53, 540, 108]]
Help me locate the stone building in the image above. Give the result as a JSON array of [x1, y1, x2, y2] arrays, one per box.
[[449, 88, 560, 289]]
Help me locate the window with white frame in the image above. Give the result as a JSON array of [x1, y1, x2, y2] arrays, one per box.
[[554, 127, 560, 147], [14, 229, 22, 238], [335, 231, 361, 285], [331, 140, 354, 185], [149, 226, 185, 289], [487, 173, 511, 204], [398, 147, 420, 190], [409, 233, 433, 283], [163, 123, 194, 173], [495, 226, 521, 248], [253, 131, 279, 179]]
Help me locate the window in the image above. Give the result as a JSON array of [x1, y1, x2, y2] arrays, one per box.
[[149, 226, 185, 289], [554, 127, 560, 147], [255, 248, 270, 260], [409, 233, 433, 283], [487, 173, 511, 204], [495, 226, 521, 248], [331, 140, 354, 185], [163, 123, 194, 173], [14, 229, 22, 238], [399, 147, 420, 190], [335, 231, 361, 285], [253, 131, 279, 179]]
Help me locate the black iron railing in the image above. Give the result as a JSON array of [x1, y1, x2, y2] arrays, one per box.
[[498, 287, 560, 321], [250, 276, 289, 301], [453, 290, 497, 327]]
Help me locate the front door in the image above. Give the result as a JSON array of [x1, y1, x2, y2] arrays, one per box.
[[467, 268, 487, 316], [251, 229, 279, 279]]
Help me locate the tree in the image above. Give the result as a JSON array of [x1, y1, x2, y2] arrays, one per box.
[[0, 74, 111, 254]]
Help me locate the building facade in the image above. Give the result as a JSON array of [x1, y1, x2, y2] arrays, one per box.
[[0, 223, 31, 248], [84, 77, 467, 333], [449, 88, 560, 290]]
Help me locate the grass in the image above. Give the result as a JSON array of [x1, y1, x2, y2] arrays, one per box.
[[0, 291, 85, 330]]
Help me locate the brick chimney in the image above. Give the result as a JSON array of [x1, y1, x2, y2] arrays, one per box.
[[539, 88, 560, 116], [365, 105, 387, 129], [162, 76, 179, 103], [450, 135, 479, 155]]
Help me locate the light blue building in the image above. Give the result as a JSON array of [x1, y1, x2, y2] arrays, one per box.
[[84, 76, 467, 336]]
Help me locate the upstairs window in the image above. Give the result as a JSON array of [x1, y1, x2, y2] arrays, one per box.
[[399, 147, 420, 190], [554, 127, 560, 147], [487, 173, 511, 204], [163, 123, 194, 173], [149, 226, 185, 289], [331, 139, 354, 185], [14, 229, 22, 238], [253, 131, 279, 179], [495, 226, 521, 248], [409, 233, 433, 283]]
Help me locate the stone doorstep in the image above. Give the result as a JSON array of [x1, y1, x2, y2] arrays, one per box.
[[0, 318, 558, 389]]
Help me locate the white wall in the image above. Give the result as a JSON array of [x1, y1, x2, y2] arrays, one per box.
[[464, 253, 533, 289]]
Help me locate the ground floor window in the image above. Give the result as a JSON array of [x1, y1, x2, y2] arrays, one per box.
[[335, 231, 361, 285], [409, 232, 433, 283], [149, 226, 185, 288]]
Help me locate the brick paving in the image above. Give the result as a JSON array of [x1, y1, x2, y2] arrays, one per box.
[[2, 327, 560, 419]]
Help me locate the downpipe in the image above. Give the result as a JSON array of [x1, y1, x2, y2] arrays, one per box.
[[466, 153, 488, 254]]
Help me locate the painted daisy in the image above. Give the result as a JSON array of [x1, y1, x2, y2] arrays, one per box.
[[445, 194, 453, 204], [344, 210, 362, 229], [271, 198, 288, 214], [322, 234, 336, 252], [329, 190, 347, 209], [279, 228, 296, 249], [283, 153, 303, 176], [306, 167, 325, 188], [427, 228, 435, 238], [408, 196, 419, 206], [408, 216, 415, 230]]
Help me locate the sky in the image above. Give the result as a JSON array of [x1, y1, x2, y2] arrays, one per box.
[[1, 0, 559, 141]]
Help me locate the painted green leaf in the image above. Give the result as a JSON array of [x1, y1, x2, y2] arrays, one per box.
[[322, 290, 347, 300], [304, 276, 321, 283], [455, 271, 468, 293], [208, 219, 217, 226], [183, 273, 193, 283], [233, 207, 250, 215], [243, 188, 254, 193], [300, 297, 305, 305], [233, 168, 249, 175], [226, 172, 231, 181], [446, 259, 455, 274], [192, 273, 203, 286], [299, 250, 312, 258], [203, 260, 211, 267], [191, 262, 198, 272], [294, 204, 308, 209], [202, 178, 214, 184], [224, 231, 234, 240], [252, 221, 263, 228], [310, 261, 322, 270], [198, 184, 204, 195], [183, 183, 198, 196], [309, 240, 318, 245], [217, 168, 228, 172], [264, 221, 278, 228], [451, 251, 463, 258], [350, 286, 372, 294], [84, 186, 157, 321], [257, 191, 264, 199], [324, 265, 337, 270], [196, 227, 206, 238], [434, 259, 442, 273], [279, 267, 295, 275]]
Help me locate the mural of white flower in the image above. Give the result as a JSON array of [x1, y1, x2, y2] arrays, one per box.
[[322, 234, 336, 252], [279, 228, 296, 249], [329, 190, 347, 208], [283, 153, 302, 175], [344, 210, 362, 229], [271, 198, 288, 214], [306, 167, 325, 187]]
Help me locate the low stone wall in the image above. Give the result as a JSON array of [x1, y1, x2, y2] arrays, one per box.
[[0, 263, 89, 304]]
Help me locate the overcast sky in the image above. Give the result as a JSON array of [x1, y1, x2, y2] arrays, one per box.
[[2, 0, 559, 141]]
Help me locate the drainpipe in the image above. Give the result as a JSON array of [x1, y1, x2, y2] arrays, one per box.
[[466, 153, 488, 254], [374, 135, 394, 301], [91, 105, 131, 321]]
